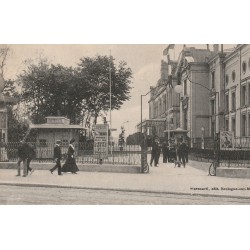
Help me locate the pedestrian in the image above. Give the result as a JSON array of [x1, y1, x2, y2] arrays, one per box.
[[16, 140, 28, 177], [26, 143, 35, 175], [178, 138, 188, 168], [162, 139, 169, 163], [50, 140, 63, 175], [150, 137, 161, 167], [0, 138, 8, 162], [61, 139, 79, 174]]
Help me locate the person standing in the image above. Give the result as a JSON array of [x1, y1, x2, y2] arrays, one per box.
[[26, 143, 35, 175], [162, 139, 169, 163], [61, 139, 79, 174], [50, 140, 63, 175], [150, 137, 161, 167], [178, 138, 188, 168], [16, 140, 28, 177]]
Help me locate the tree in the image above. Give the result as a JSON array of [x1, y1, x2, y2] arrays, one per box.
[[18, 59, 90, 124], [18, 55, 133, 127], [77, 55, 133, 124], [0, 45, 10, 80]]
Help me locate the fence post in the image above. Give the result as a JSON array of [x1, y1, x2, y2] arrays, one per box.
[[141, 133, 149, 173]]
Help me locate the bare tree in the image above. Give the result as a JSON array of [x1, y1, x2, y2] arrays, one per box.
[[0, 45, 10, 80]]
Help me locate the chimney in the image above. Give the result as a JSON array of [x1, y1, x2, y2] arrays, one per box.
[[206, 44, 210, 50], [213, 44, 219, 52]]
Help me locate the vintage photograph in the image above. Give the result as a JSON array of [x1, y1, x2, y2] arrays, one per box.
[[1, 44, 250, 205]]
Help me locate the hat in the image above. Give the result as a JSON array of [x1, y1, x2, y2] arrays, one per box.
[[70, 139, 75, 144], [56, 140, 61, 144]]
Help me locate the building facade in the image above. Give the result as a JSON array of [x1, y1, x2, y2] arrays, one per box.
[[144, 44, 250, 148]]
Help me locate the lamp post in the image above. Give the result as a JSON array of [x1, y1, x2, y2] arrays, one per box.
[[201, 127, 205, 149]]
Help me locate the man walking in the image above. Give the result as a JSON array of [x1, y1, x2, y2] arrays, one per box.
[[26, 143, 35, 175], [17, 140, 28, 177], [150, 137, 161, 167], [50, 140, 63, 175], [178, 138, 188, 168]]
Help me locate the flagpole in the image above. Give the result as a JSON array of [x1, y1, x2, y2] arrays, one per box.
[[109, 50, 113, 155]]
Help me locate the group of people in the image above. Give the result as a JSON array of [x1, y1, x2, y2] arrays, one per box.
[[150, 137, 189, 168], [17, 138, 79, 177], [50, 139, 79, 175]]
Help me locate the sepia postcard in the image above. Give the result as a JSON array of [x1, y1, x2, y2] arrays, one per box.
[[1, 44, 250, 205]]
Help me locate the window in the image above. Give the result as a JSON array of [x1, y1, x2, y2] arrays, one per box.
[[225, 74, 229, 85], [184, 79, 187, 95], [211, 99, 215, 115], [241, 85, 246, 106], [225, 119, 229, 131], [232, 92, 236, 111], [211, 71, 215, 88], [225, 94, 229, 113], [0, 112, 7, 128], [62, 139, 68, 146], [232, 70, 236, 82], [163, 95, 166, 112], [242, 114, 247, 136], [242, 61, 247, 74], [232, 117, 236, 134], [39, 139, 47, 147]]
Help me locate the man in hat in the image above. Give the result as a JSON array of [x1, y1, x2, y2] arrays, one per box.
[[17, 140, 28, 177], [50, 140, 63, 175], [150, 137, 161, 167]]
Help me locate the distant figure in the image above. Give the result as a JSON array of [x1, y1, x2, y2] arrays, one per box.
[[50, 140, 63, 175], [178, 138, 188, 168], [26, 143, 35, 175], [150, 137, 161, 167], [0, 138, 8, 162], [162, 139, 169, 163], [16, 140, 28, 177], [61, 139, 79, 174]]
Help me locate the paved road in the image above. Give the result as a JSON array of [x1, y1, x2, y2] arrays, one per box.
[[1, 185, 250, 205]]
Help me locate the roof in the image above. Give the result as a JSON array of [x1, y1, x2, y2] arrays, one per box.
[[164, 128, 189, 133], [30, 124, 87, 130], [0, 94, 18, 104]]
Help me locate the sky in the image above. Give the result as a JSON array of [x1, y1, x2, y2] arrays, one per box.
[[5, 44, 235, 139]]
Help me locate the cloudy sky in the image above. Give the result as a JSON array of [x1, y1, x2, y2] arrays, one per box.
[[5, 44, 234, 138]]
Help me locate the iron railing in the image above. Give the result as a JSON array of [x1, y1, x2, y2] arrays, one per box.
[[0, 142, 142, 165]]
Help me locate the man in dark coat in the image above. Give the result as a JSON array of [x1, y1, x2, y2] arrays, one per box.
[[150, 137, 161, 167], [50, 140, 63, 175], [17, 140, 28, 177], [178, 138, 188, 168], [162, 139, 170, 163], [25, 143, 35, 175]]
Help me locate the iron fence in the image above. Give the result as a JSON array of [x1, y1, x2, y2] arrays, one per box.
[[0, 142, 142, 165]]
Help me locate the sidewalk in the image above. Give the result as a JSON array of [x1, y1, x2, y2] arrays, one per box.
[[1, 161, 250, 199]]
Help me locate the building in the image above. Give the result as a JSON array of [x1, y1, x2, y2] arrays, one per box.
[[143, 44, 247, 148], [30, 116, 87, 158], [223, 44, 250, 146]]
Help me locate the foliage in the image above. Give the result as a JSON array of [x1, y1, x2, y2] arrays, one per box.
[[6, 105, 29, 142], [17, 56, 133, 126], [77, 55, 133, 124]]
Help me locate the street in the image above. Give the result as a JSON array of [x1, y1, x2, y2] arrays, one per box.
[[1, 185, 250, 205]]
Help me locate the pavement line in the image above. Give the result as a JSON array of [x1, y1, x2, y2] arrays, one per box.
[[1, 182, 250, 200]]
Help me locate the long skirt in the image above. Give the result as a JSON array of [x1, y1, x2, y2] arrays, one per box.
[[61, 156, 79, 173]]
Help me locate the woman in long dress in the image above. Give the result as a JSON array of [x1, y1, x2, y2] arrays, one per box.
[[61, 139, 79, 174]]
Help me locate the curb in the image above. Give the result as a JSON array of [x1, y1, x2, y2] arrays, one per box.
[[1, 182, 250, 200]]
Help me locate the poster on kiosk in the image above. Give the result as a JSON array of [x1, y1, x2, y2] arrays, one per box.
[[94, 124, 109, 157]]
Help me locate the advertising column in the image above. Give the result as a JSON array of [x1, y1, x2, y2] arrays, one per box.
[[94, 124, 109, 162]]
